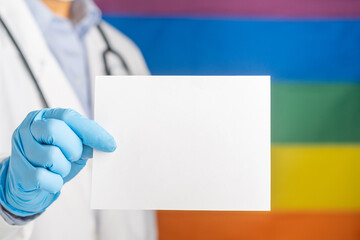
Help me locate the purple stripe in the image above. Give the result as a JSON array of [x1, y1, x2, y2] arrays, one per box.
[[94, 0, 360, 17]]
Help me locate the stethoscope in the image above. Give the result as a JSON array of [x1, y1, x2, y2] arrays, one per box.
[[0, 16, 132, 109]]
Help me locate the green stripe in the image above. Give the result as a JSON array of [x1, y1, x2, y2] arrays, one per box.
[[272, 84, 360, 143]]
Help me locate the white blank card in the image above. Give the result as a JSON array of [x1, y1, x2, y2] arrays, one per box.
[[91, 76, 271, 211]]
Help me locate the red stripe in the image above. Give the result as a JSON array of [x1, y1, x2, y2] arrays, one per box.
[[95, 0, 360, 17]]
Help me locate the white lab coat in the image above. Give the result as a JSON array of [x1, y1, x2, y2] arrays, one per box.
[[0, 0, 157, 239]]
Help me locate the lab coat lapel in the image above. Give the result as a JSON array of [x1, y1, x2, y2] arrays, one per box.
[[85, 27, 106, 113], [0, 0, 86, 116]]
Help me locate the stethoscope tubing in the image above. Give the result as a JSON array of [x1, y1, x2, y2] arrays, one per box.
[[0, 16, 49, 108], [0, 15, 131, 109]]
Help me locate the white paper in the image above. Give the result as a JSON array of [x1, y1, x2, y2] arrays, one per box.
[[91, 76, 270, 211]]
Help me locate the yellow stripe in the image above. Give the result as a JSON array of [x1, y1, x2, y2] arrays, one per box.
[[272, 145, 360, 210]]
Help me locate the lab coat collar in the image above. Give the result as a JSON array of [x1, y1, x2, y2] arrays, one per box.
[[0, 0, 86, 116]]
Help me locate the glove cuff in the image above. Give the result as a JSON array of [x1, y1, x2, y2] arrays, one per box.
[[0, 158, 43, 217]]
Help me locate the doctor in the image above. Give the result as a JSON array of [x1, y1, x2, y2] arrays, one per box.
[[0, 0, 157, 239]]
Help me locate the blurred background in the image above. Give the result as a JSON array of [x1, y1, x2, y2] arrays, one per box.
[[94, 0, 360, 239]]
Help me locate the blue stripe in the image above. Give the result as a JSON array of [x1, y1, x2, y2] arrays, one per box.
[[104, 15, 360, 82]]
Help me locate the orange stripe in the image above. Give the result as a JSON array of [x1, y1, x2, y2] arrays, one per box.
[[158, 211, 360, 240]]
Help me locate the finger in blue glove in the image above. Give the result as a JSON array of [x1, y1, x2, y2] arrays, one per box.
[[0, 108, 116, 217]]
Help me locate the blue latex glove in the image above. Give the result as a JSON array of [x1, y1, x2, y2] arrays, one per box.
[[0, 108, 116, 217]]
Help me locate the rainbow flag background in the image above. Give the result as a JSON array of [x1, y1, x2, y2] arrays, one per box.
[[94, 0, 360, 239]]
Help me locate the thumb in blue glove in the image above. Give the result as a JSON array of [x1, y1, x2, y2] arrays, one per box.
[[0, 108, 116, 217]]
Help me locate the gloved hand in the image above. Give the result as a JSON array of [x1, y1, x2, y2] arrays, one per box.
[[0, 108, 116, 217]]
